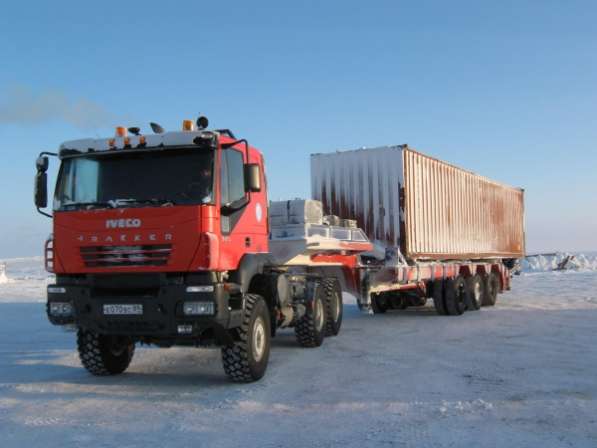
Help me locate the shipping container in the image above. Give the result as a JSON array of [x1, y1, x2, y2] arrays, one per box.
[[311, 145, 525, 261]]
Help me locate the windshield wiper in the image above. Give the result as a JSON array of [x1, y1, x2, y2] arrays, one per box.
[[61, 201, 115, 210], [108, 198, 176, 207]]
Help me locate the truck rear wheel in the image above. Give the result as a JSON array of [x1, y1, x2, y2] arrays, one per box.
[[222, 294, 271, 383], [77, 329, 135, 376], [444, 276, 467, 315], [432, 279, 448, 315], [482, 272, 500, 306], [466, 274, 483, 310], [295, 282, 326, 347], [371, 293, 389, 314], [323, 277, 343, 336]]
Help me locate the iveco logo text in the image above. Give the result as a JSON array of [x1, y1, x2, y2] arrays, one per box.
[[106, 218, 142, 229]]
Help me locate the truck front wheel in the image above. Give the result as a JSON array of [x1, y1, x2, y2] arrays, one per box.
[[221, 294, 271, 383], [77, 329, 135, 376]]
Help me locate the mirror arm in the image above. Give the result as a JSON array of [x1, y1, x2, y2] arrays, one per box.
[[37, 207, 52, 218]]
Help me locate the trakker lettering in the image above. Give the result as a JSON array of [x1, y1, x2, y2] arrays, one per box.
[[77, 233, 172, 243]]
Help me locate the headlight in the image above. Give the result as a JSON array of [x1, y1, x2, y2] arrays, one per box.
[[49, 302, 73, 316], [186, 285, 214, 293], [183, 301, 214, 315]]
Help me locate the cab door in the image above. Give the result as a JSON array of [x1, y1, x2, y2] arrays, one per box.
[[218, 146, 251, 269]]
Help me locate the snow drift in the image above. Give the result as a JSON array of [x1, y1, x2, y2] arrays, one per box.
[[521, 252, 597, 273]]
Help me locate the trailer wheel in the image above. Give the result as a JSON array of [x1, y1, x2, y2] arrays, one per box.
[[482, 272, 500, 307], [444, 276, 467, 315], [432, 279, 448, 315], [77, 329, 135, 376], [466, 274, 483, 310], [371, 293, 389, 314], [323, 277, 343, 336], [222, 294, 271, 382], [295, 282, 326, 347]]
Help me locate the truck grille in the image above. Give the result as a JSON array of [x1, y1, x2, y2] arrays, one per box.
[[80, 244, 172, 268]]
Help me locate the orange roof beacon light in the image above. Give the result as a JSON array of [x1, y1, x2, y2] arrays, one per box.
[[182, 119, 195, 132], [115, 126, 128, 137]]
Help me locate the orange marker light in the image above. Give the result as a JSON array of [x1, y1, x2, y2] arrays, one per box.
[[139, 135, 146, 146], [182, 119, 194, 131], [115, 126, 127, 137]]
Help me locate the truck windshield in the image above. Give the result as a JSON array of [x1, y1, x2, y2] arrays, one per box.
[[54, 149, 214, 211]]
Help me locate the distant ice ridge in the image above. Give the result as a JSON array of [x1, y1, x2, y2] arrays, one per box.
[[522, 252, 597, 273], [0, 256, 52, 302], [0, 262, 12, 284]]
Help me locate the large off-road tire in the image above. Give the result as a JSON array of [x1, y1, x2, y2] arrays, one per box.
[[444, 275, 467, 316], [222, 294, 271, 383], [322, 277, 343, 336], [482, 272, 500, 307], [295, 282, 326, 347], [370, 293, 389, 314], [432, 279, 448, 315], [466, 274, 483, 311], [77, 329, 135, 376]]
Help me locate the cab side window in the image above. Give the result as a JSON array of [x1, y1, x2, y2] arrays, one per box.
[[220, 148, 246, 233], [223, 149, 245, 205]]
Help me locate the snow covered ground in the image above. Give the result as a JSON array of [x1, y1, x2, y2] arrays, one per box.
[[1, 257, 596, 447]]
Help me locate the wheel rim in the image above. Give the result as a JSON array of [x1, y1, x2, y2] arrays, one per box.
[[252, 317, 266, 362], [474, 281, 481, 305], [109, 336, 128, 356], [332, 292, 341, 321], [314, 298, 325, 331]]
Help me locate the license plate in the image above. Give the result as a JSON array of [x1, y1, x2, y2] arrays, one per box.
[[103, 304, 143, 315]]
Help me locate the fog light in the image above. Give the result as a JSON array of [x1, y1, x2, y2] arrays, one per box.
[[186, 285, 214, 293], [177, 324, 193, 334], [48, 286, 66, 294], [49, 302, 73, 316], [183, 301, 214, 315]]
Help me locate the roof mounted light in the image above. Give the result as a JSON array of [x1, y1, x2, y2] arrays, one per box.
[[182, 119, 196, 132], [115, 126, 127, 137]]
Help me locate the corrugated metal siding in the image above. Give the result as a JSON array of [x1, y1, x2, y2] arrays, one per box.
[[311, 146, 525, 261], [402, 148, 524, 259], [311, 146, 404, 247]]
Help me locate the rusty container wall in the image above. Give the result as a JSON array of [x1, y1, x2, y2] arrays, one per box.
[[402, 148, 525, 260], [311, 146, 525, 261], [311, 146, 405, 248]]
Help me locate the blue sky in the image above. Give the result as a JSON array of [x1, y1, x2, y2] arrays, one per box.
[[0, 0, 596, 257]]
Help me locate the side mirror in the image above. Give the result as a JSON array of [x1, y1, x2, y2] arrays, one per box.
[[245, 164, 261, 192], [34, 171, 48, 208], [36, 156, 49, 172]]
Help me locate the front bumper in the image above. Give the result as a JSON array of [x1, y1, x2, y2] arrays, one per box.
[[46, 277, 243, 344]]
